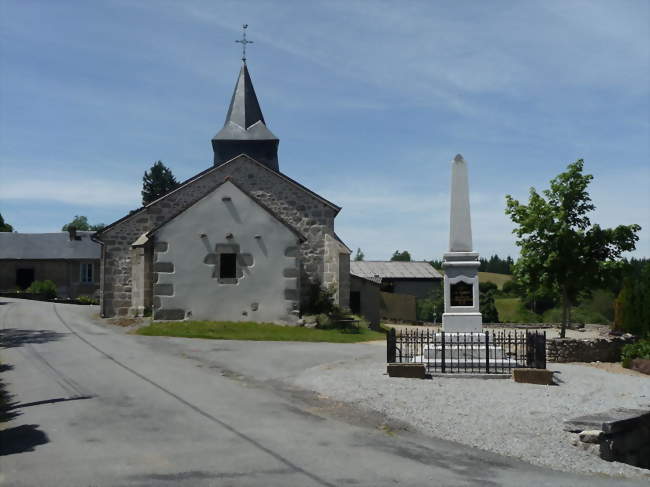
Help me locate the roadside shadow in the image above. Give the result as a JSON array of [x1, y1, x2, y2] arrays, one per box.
[[0, 424, 49, 455], [0, 371, 20, 423], [0, 328, 67, 349]]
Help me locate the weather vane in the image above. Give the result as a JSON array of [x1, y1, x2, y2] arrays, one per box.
[[235, 24, 253, 63]]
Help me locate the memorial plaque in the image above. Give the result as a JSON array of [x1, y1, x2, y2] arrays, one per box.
[[450, 281, 473, 307]]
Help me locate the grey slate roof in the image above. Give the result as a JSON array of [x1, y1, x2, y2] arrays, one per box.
[[0, 232, 100, 260], [350, 261, 442, 280], [213, 63, 278, 142]]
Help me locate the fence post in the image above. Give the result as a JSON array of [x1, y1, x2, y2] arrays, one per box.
[[534, 332, 546, 369], [387, 328, 396, 363], [441, 332, 446, 373], [525, 332, 534, 367], [485, 331, 490, 374]]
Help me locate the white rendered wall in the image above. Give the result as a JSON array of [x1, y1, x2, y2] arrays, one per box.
[[153, 180, 300, 324]]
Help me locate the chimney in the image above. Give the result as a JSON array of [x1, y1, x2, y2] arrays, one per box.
[[68, 226, 77, 241]]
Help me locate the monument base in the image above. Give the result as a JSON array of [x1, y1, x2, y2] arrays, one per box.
[[442, 312, 482, 332]]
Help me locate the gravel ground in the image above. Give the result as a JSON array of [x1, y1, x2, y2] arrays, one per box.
[[294, 355, 650, 479]]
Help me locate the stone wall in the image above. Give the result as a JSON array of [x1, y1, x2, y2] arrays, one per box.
[[546, 335, 636, 363], [97, 155, 345, 317]]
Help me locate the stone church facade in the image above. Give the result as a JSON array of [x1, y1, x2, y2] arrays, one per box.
[[95, 63, 350, 322]]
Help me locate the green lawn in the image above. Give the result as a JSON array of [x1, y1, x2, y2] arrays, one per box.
[[495, 297, 541, 323], [136, 320, 386, 343]]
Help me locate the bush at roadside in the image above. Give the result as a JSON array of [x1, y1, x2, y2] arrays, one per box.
[[25, 280, 57, 300], [621, 339, 650, 368]]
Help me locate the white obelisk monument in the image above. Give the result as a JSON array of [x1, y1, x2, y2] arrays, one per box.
[[442, 154, 482, 332]]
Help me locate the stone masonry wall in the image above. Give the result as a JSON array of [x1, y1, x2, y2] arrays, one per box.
[[546, 335, 636, 363], [98, 155, 342, 317]]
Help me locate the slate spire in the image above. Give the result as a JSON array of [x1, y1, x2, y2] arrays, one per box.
[[212, 63, 279, 171]]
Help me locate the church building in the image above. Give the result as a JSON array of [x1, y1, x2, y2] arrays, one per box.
[[95, 60, 350, 324]]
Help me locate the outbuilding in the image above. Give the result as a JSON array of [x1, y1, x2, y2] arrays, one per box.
[[0, 229, 100, 298]]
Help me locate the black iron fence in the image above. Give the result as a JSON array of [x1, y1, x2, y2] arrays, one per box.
[[387, 328, 546, 374]]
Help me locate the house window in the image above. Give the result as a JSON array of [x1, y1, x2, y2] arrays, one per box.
[[219, 254, 237, 279], [80, 263, 93, 283]]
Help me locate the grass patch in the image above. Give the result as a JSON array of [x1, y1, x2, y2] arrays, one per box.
[[478, 272, 512, 290], [137, 320, 386, 343], [495, 297, 542, 323]]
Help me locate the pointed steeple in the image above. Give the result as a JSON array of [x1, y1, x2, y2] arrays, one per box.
[[212, 63, 279, 171]]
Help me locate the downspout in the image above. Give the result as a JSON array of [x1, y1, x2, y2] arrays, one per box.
[[90, 233, 106, 317]]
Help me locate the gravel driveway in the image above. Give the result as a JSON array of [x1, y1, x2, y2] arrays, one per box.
[[294, 353, 650, 479]]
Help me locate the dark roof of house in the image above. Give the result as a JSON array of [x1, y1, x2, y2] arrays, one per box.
[[350, 261, 443, 280], [146, 177, 307, 243], [213, 63, 278, 142], [0, 232, 100, 260]]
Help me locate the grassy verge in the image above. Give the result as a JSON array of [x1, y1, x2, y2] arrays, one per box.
[[137, 320, 386, 343]]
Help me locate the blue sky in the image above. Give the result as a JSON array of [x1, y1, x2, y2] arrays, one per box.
[[1, 0, 648, 260]]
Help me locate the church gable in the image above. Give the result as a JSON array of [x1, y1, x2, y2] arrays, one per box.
[[150, 179, 302, 323], [96, 59, 350, 318]]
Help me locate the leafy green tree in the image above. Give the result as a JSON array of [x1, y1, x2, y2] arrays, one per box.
[[61, 216, 105, 231], [390, 250, 411, 262], [479, 286, 500, 323], [353, 248, 365, 261], [416, 282, 443, 323], [0, 213, 13, 232], [506, 159, 640, 337], [142, 160, 179, 205]]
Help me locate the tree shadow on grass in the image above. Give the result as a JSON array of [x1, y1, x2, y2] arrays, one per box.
[[0, 424, 49, 455], [0, 328, 67, 349]]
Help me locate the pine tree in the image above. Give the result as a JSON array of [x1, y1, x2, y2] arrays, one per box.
[[142, 161, 179, 205]]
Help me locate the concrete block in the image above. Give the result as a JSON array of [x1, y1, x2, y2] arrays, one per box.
[[564, 408, 650, 433], [512, 368, 554, 385], [387, 363, 426, 379]]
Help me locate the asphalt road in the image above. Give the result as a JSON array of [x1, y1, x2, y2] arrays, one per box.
[[0, 298, 645, 487]]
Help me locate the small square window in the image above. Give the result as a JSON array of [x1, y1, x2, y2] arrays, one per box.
[[80, 263, 93, 283], [220, 253, 237, 279]]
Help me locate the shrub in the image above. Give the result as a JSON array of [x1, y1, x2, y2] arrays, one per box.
[[26, 280, 57, 300], [304, 281, 337, 315], [77, 295, 99, 305], [621, 339, 650, 368]]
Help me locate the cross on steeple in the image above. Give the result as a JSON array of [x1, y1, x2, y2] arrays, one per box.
[[235, 24, 253, 63]]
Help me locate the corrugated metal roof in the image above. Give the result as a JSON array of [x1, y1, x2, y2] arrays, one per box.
[[0, 232, 100, 260], [350, 274, 382, 285], [350, 261, 442, 280]]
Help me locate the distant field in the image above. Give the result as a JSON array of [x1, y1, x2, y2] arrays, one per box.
[[478, 272, 512, 289]]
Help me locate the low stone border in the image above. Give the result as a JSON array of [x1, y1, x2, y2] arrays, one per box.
[[547, 335, 636, 363], [512, 368, 554, 385], [565, 408, 650, 469]]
